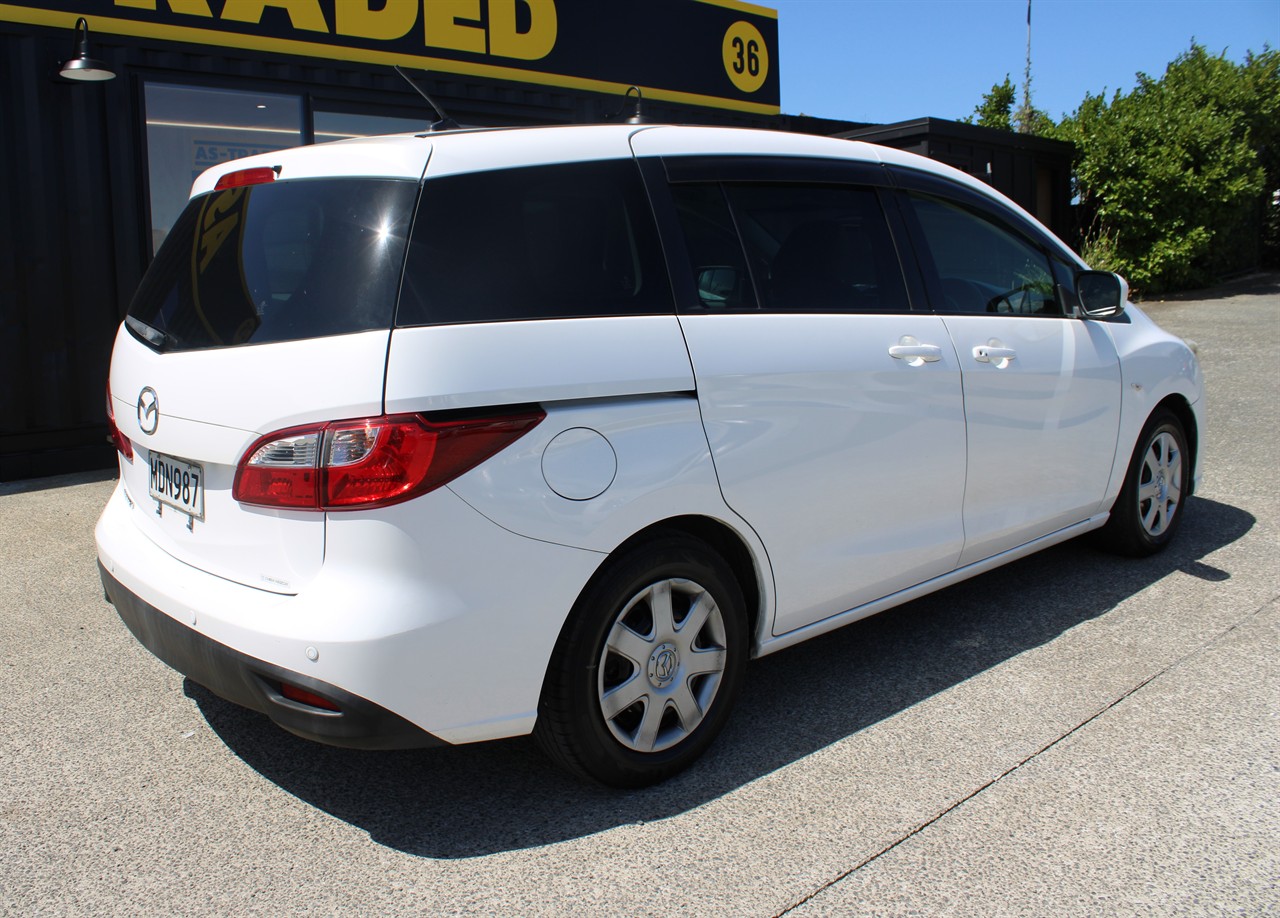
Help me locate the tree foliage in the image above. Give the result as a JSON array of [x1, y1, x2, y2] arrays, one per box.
[[965, 76, 1016, 131], [1052, 44, 1278, 292], [965, 74, 1054, 136], [967, 43, 1280, 294]]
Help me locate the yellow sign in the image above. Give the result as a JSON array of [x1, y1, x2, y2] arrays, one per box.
[[721, 20, 768, 94], [0, 0, 780, 114]]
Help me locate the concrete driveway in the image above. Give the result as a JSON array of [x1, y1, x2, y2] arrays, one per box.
[[2, 276, 1276, 916]]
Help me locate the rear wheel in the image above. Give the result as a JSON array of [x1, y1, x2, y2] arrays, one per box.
[[535, 534, 748, 788], [1097, 409, 1189, 557]]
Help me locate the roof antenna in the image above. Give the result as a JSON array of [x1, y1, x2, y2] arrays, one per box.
[[394, 65, 459, 132], [609, 85, 648, 125]]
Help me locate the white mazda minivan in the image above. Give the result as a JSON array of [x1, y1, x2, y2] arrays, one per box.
[[97, 124, 1203, 787]]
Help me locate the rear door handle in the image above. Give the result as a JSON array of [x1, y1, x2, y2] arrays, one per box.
[[973, 345, 1017, 367], [888, 338, 942, 366]]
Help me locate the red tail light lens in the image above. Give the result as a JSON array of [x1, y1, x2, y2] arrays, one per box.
[[233, 409, 544, 511], [214, 166, 278, 190], [106, 386, 133, 461]]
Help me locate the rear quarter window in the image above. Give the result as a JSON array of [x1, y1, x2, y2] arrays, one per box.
[[396, 159, 673, 326], [128, 178, 416, 351]]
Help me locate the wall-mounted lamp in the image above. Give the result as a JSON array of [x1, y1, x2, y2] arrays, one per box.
[[620, 86, 647, 125], [59, 18, 115, 82]]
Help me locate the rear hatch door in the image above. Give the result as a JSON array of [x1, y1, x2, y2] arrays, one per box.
[[110, 168, 421, 594]]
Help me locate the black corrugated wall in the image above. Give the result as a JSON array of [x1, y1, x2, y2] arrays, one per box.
[[1, 28, 138, 479]]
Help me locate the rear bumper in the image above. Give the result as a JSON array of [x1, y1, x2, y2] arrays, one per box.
[[95, 477, 606, 745], [101, 564, 444, 750]]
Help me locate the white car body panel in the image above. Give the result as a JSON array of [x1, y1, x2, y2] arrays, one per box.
[[941, 314, 1123, 566], [1098, 305, 1206, 506], [630, 125, 885, 162], [110, 327, 391, 437], [384, 317, 694, 414], [106, 329, 393, 594], [678, 312, 968, 635], [758, 513, 1110, 657], [424, 124, 642, 176]]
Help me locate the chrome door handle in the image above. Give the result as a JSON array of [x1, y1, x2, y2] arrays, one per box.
[[973, 345, 1017, 366], [888, 339, 942, 366]]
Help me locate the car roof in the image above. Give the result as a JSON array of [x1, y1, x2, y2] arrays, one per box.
[[187, 123, 1025, 230]]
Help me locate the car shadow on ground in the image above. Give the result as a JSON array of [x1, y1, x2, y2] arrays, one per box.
[[188, 495, 1253, 859]]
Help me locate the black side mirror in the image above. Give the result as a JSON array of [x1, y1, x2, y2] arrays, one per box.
[[1076, 271, 1128, 318]]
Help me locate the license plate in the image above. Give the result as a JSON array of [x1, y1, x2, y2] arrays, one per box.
[[148, 452, 205, 520]]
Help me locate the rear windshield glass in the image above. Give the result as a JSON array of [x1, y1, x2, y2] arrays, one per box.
[[396, 159, 673, 325], [127, 178, 417, 351]]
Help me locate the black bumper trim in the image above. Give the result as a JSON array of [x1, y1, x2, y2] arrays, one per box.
[[100, 563, 446, 750]]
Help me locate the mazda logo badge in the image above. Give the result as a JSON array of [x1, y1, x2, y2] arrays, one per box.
[[136, 387, 159, 435]]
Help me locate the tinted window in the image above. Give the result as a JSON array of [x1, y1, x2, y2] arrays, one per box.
[[670, 183, 756, 310], [397, 160, 672, 325], [128, 179, 416, 351], [907, 193, 1060, 316], [674, 182, 907, 313]]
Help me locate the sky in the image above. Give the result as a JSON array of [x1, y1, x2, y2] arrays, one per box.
[[767, 0, 1279, 125]]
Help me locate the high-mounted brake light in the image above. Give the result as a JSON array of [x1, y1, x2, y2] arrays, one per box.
[[106, 386, 133, 461], [214, 166, 278, 190], [232, 409, 545, 511]]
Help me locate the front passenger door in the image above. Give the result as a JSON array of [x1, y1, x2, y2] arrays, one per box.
[[901, 191, 1122, 566]]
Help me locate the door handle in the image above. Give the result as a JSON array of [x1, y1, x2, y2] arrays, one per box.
[[888, 337, 942, 366], [973, 344, 1017, 367]]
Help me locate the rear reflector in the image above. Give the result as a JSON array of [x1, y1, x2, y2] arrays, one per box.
[[214, 166, 278, 190], [278, 682, 340, 712], [233, 409, 545, 511]]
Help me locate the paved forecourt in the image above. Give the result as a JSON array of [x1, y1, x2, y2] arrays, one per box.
[[1, 276, 1276, 916]]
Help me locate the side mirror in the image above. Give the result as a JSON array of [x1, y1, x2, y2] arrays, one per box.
[[1075, 271, 1128, 318]]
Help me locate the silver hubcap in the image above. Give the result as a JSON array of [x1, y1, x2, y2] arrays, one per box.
[[1138, 430, 1182, 537], [597, 578, 728, 753]]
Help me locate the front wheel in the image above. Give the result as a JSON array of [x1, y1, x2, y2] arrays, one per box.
[[535, 534, 748, 788], [1096, 409, 1189, 557]]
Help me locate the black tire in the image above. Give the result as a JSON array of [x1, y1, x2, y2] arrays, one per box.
[[535, 533, 749, 788], [1096, 409, 1189, 557]]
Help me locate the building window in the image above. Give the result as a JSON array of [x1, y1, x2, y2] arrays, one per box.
[[313, 110, 429, 143], [144, 83, 302, 252]]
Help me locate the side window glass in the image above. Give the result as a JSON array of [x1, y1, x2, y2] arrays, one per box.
[[670, 183, 757, 310], [907, 193, 1060, 316], [723, 183, 908, 313], [397, 160, 673, 326]]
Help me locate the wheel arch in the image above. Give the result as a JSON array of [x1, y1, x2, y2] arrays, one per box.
[[1155, 393, 1199, 498], [603, 515, 765, 648]]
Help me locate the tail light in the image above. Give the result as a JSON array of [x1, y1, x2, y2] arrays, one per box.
[[214, 166, 278, 189], [233, 409, 545, 511], [106, 386, 133, 461]]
